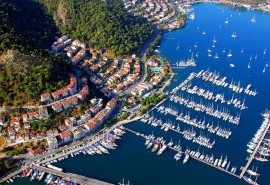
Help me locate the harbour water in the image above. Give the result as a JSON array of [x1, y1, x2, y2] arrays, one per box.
[[4, 3, 270, 185]]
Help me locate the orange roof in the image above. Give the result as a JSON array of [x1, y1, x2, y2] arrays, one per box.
[[61, 96, 78, 106], [28, 147, 43, 155], [10, 117, 20, 125], [52, 87, 68, 97], [60, 130, 72, 139], [52, 102, 63, 110], [41, 93, 51, 99]]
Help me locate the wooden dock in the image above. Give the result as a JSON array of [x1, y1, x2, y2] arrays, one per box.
[[123, 127, 239, 178], [32, 164, 114, 185], [239, 118, 270, 178]]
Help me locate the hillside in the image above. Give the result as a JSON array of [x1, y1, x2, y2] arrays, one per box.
[[0, 0, 59, 55], [38, 0, 154, 56], [0, 50, 69, 107]]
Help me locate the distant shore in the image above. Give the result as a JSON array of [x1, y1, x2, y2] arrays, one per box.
[[194, 0, 270, 13]]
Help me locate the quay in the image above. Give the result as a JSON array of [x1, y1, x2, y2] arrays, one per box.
[[239, 118, 270, 178], [123, 126, 239, 179], [32, 164, 114, 185]]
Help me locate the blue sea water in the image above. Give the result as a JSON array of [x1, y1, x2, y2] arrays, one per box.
[[5, 3, 270, 185]]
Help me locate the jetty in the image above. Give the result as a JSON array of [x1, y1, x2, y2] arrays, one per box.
[[32, 164, 113, 185], [239, 117, 270, 178], [123, 126, 239, 178]]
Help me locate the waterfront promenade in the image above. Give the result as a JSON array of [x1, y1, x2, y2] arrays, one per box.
[[239, 118, 270, 178], [32, 164, 114, 185]]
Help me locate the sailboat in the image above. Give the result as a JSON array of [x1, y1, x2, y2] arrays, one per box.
[[263, 67, 266, 73], [251, 16, 256, 23], [247, 166, 260, 176], [231, 32, 237, 38], [264, 47, 267, 55], [213, 35, 217, 43], [214, 53, 219, 59], [225, 18, 229, 24], [241, 48, 244, 53], [223, 48, 226, 53], [212, 42, 215, 48], [230, 63, 235, 68], [248, 62, 251, 69], [250, 54, 252, 60], [202, 30, 206, 35], [227, 49, 232, 57], [255, 54, 258, 60], [176, 44, 180, 51], [118, 178, 131, 185]]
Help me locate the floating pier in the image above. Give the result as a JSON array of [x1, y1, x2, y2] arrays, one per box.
[[32, 164, 114, 185], [239, 117, 270, 178], [123, 126, 240, 179]]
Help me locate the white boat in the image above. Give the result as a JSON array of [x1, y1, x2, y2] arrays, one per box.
[[264, 47, 267, 55], [225, 18, 229, 24], [227, 49, 232, 57], [189, 12, 195, 20], [202, 30, 206, 35], [230, 64, 235, 67], [214, 53, 219, 59], [213, 35, 217, 43], [250, 54, 252, 60], [251, 16, 256, 23], [263, 67, 266, 73], [183, 154, 190, 164], [241, 48, 244, 53], [247, 166, 260, 176], [231, 32, 237, 38], [176, 44, 180, 50]]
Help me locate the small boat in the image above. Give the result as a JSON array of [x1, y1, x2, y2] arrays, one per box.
[[231, 32, 237, 38], [214, 53, 219, 59], [202, 30, 206, 35], [183, 153, 190, 164], [241, 48, 244, 53], [225, 18, 229, 24], [223, 48, 226, 53], [251, 16, 256, 23], [243, 175, 259, 185], [227, 49, 232, 57], [118, 178, 132, 185], [263, 67, 266, 73], [264, 47, 267, 55], [176, 44, 180, 51], [250, 55, 252, 60], [230, 64, 235, 67], [248, 62, 251, 69], [189, 12, 195, 20]]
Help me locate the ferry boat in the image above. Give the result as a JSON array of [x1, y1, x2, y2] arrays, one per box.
[[183, 153, 190, 164]]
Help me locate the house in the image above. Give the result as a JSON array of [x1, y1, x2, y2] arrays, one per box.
[[22, 114, 28, 122], [27, 147, 44, 156], [28, 111, 39, 121], [65, 117, 76, 128], [72, 126, 86, 140], [84, 117, 98, 131], [90, 98, 98, 105], [77, 87, 89, 101], [68, 74, 77, 95], [47, 137, 58, 150], [24, 123, 31, 129], [71, 49, 87, 65], [128, 96, 135, 103], [106, 98, 117, 111], [61, 96, 78, 110], [40, 93, 51, 102], [89, 104, 103, 115], [52, 102, 63, 113], [14, 124, 21, 132], [38, 106, 49, 119], [60, 130, 72, 143], [51, 87, 69, 100], [10, 117, 20, 127]]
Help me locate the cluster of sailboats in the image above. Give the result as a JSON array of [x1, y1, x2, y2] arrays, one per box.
[[196, 70, 257, 96], [175, 53, 196, 67], [183, 129, 215, 148], [247, 117, 270, 162], [145, 135, 176, 156], [180, 84, 248, 110], [169, 95, 241, 124]]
